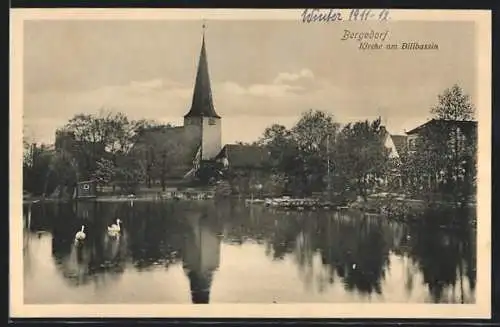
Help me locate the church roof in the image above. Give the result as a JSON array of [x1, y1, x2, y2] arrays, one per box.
[[132, 126, 200, 179], [184, 33, 220, 119]]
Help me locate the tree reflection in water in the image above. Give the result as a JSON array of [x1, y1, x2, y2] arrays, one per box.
[[399, 208, 477, 303], [280, 211, 392, 297], [321, 214, 390, 295], [126, 202, 184, 270], [25, 200, 476, 303], [213, 203, 476, 302]]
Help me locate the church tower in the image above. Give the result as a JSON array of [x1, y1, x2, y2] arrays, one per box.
[[184, 24, 222, 161]]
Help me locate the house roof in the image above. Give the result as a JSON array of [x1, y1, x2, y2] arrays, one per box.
[[390, 135, 407, 155], [405, 119, 477, 135], [379, 126, 407, 157], [216, 144, 271, 169], [184, 34, 220, 119]]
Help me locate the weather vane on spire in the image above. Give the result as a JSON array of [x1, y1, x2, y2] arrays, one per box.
[[202, 19, 207, 35]]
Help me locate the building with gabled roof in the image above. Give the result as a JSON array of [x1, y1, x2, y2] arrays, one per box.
[[215, 144, 272, 170], [405, 118, 477, 154], [379, 126, 407, 160], [132, 26, 222, 182], [405, 118, 477, 135], [401, 118, 477, 194], [390, 135, 408, 157]]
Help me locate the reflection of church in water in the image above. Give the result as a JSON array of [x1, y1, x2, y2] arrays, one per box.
[[182, 211, 222, 304], [173, 25, 224, 304]]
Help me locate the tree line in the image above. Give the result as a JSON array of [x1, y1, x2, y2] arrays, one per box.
[[23, 111, 169, 197], [255, 110, 391, 200], [253, 84, 476, 204], [23, 84, 477, 205]]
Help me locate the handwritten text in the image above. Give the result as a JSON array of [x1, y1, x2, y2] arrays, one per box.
[[301, 9, 391, 23], [301, 9, 343, 23]]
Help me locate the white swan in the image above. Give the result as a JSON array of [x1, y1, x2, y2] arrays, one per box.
[[74, 225, 86, 243], [107, 219, 121, 237]]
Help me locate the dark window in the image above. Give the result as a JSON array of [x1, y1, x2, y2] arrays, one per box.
[[408, 139, 416, 151]]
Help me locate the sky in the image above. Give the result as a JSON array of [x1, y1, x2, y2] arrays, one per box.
[[23, 19, 476, 145]]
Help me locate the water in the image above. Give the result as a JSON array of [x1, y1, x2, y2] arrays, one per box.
[[22, 200, 476, 304]]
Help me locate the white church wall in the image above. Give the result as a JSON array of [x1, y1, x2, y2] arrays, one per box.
[[201, 117, 222, 160]]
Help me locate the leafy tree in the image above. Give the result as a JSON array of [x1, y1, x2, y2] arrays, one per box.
[[432, 84, 476, 202], [103, 111, 136, 155], [23, 143, 56, 195], [93, 158, 115, 190], [131, 143, 156, 188], [431, 84, 475, 121], [62, 114, 108, 180], [291, 110, 340, 194], [46, 150, 79, 198], [59, 111, 161, 186], [258, 124, 299, 175], [23, 139, 33, 169], [401, 85, 477, 206], [113, 153, 146, 194], [334, 118, 390, 201], [400, 125, 450, 197], [292, 110, 339, 154], [25, 112, 172, 196], [259, 124, 291, 147], [258, 110, 340, 195]]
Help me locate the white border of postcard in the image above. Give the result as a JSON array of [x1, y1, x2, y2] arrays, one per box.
[[10, 8, 491, 318]]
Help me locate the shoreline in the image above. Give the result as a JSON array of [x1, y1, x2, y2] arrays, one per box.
[[23, 194, 477, 207]]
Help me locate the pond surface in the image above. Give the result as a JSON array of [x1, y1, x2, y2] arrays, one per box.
[[22, 200, 476, 304]]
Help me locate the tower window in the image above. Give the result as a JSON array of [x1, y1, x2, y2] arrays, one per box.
[[208, 118, 216, 125]]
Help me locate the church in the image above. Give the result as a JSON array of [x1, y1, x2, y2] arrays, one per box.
[[133, 27, 271, 187], [183, 27, 223, 163]]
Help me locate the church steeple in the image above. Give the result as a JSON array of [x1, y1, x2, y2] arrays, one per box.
[[184, 23, 220, 119], [186, 270, 213, 304]]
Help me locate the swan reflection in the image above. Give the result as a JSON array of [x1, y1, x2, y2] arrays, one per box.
[[23, 201, 476, 304]]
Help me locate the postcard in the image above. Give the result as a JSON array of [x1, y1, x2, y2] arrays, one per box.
[[10, 8, 491, 318]]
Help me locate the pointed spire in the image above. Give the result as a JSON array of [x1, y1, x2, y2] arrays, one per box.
[[184, 22, 220, 119]]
